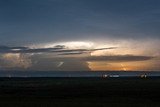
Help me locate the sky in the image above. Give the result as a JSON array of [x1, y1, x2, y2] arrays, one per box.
[[0, 0, 160, 71]]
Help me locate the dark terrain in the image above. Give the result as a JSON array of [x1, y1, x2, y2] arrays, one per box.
[[0, 77, 160, 107]]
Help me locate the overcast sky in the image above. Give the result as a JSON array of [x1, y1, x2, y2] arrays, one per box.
[[0, 0, 160, 71]]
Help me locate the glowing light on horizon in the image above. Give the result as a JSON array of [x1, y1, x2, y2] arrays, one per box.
[[121, 64, 127, 71]]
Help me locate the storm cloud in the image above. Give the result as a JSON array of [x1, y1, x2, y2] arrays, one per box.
[[0, 0, 159, 71]]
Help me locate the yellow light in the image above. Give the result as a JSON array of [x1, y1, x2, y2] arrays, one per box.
[[44, 41, 94, 49]]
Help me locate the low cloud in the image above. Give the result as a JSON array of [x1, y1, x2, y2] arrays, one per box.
[[0, 45, 65, 53], [0, 45, 116, 55], [84, 55, 154, 62], [33, 54, 154, 63]]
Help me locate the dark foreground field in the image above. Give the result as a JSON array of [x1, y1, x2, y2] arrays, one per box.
[[0, 77, 160, 107]]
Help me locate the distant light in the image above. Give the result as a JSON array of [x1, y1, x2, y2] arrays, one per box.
[[44, 41, 94, 49], [140, 74, 147, 78], [11, 49, 21, 51], [109, 75, 120, 78], [102, 74, 108, 78]]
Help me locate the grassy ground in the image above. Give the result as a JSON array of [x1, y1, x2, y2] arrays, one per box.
[[0, 77, 160, 107]]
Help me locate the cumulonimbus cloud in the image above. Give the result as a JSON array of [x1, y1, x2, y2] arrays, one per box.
[[0, 53, 32, 69], [0, 45, 155, 71]]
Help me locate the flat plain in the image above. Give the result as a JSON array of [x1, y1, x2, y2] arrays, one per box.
[[0, 77, 160, 107]]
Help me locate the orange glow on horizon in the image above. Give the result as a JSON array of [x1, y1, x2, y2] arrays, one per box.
[[87, 60, 159, 71]]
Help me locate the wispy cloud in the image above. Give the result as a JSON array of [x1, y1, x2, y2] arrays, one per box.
[[0, 45, 116, 55]]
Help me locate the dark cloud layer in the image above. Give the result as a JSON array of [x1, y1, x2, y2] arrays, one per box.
[[0, 45, 116, 54], [34, 54, 154, 62], [84, 55, 154, 62], [0, 0, 160, 44]]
